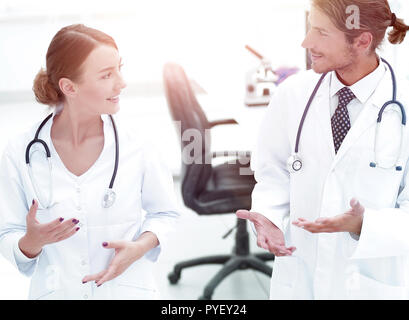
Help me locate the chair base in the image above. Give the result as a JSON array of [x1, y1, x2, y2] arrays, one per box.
[[167, 219, 275, 300]]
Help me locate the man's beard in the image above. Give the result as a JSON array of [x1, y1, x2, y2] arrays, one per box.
[[311, 44, 358, 74]]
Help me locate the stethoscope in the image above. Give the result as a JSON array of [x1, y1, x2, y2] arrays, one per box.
[[287, 58, 406, 173], [25, 113, 119, 209]]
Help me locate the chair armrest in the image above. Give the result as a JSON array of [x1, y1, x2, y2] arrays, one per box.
[[212, 151, 251, 158], [208, 119, 238, 128]]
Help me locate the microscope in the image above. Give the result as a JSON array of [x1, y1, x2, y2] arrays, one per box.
[[244, 45, 298, 107]]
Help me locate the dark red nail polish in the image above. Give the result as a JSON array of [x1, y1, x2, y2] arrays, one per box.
[[32, 199, 35, 205], [59, 217, 64, 222], [75, 227, 80, 231], [82, 281, 87, 284], [102, 242, 108, 247]]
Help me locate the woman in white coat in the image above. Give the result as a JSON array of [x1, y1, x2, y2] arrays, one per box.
[[237, 0, 409, 299], [0, 24, 180, 300]]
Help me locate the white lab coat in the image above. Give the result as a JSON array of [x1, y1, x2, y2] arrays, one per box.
[[251, 60, 409, 300], [0, 111, 180, 300]]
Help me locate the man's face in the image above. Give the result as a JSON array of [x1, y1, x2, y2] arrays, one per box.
[[302, 6, 358, 74]]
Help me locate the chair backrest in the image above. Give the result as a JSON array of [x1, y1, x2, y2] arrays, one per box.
[[163, 63, 212, 210]]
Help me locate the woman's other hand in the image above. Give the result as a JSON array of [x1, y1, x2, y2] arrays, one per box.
[[18, 199, 80, 258], [82, 232, 159, 286]]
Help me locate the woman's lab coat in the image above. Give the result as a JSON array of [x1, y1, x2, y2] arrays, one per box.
[[0, 111, 180, 300], [251, 60, 409, 300]]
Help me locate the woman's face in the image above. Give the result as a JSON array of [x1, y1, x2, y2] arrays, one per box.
[[72, 44, 127, 115]]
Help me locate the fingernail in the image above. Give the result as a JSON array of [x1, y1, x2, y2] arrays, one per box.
[[75, 227, 80, 231], [72, 219, 79, 224], [59, 217, 64, 222], [102, 242, 108, 247], [32, 199, 35, 205], [82, 281, 87, 284]]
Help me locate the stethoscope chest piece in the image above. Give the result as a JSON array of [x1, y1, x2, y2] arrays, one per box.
[[287, 154, 303, 173], [102, 189, 116, 208]]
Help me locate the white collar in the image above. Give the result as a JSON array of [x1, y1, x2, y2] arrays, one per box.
[[329, 57, 387, 105]]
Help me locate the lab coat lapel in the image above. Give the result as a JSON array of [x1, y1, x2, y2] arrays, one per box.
[[330, 104, 378, 168], [330, 71, 391, 170], [312, 75, 336, 159]]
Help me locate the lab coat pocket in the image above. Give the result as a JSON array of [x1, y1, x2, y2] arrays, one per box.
[[269, 256, 299, 300], [374, 105, 403, 169], [32, 288, 65, 300], [115, 283, 158, 300], [34, 208, 52, 224], [115, 257, 157, 299], [347, 272, 408, 300], [35, 201, 75, 224]]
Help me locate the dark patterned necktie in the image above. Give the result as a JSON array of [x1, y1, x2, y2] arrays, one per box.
[[331, 87, 356, 154]]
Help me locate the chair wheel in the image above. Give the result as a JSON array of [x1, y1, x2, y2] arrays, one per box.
[[168, 271, 180, 284]]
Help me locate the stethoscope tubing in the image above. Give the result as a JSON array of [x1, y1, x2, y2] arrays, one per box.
[[295, 72, 328, 153], [25, 113, 119, 208], [291, 58, 404, 172], [108, 115, 119, 190]]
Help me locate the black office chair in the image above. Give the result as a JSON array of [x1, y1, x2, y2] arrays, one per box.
[[163, 62, 275, 300]]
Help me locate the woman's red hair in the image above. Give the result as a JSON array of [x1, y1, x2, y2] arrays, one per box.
[[33, 24, 118, 106]]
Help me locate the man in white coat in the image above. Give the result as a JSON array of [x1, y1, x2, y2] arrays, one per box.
[[237, 0, 409, 299]]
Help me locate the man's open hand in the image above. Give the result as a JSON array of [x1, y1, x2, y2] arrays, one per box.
[[292, 198, 364, 235], [236, 210, 296, 256]]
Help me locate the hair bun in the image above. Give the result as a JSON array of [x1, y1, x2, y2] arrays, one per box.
[[390, 13, 397, 27], [388, 14, 409, 44], [32, 68, 60, 106]]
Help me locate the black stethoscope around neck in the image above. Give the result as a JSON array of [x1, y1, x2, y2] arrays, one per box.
[[25, 113, 119, 209], [287, 58, 406, 173]]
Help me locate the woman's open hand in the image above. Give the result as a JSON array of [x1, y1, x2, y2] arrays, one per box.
[[18, 199, 80, 258], [82, 240, 145, 287]]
